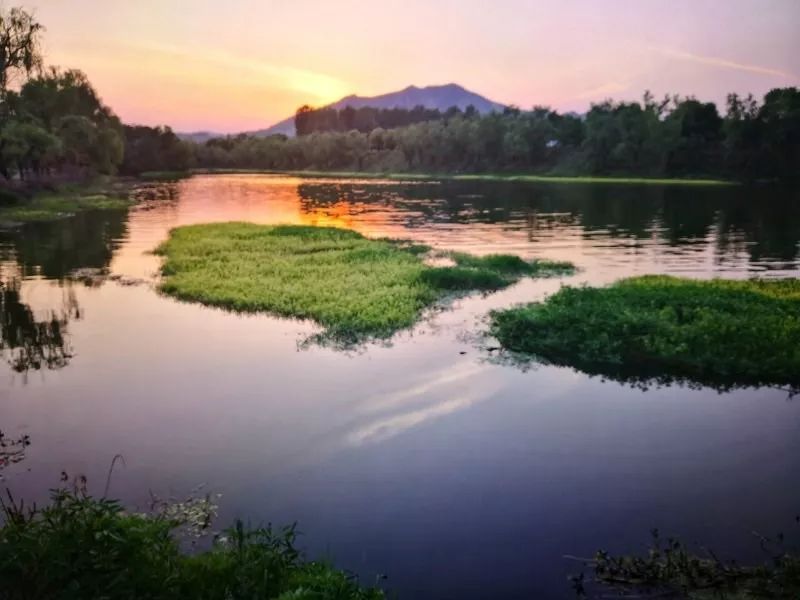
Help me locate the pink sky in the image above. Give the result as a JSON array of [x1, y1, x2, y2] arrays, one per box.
[[31, 0, 800, 132]]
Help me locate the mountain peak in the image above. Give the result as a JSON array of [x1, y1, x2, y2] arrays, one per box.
[[437, 82, 466, 91], [250, 83, 505, 138]]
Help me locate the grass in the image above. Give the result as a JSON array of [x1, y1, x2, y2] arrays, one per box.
[[156, 223, 573, 342], [490, 275, 800, 390], [0, 192, 132, 224], [0, 487, 383, 600], [192, 169, 735, 186]]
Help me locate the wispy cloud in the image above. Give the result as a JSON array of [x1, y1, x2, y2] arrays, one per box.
[[66, 36, 350, 102], [656, 48, 797, 80], [131, 39, 351, 100]]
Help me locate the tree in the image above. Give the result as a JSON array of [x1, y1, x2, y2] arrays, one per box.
[[17, 68, 119, 130], [0, 7, 44, 96], [665, 98, 723, 175], [0, 119, 60, 179], [758, 87, 800, 179], [294, 105, 314, 136], [121, 125, 194, 175], [9, 68, 125, 176]]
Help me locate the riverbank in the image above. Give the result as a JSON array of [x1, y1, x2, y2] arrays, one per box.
[[192, 168, 737, 186], [0, 180, 135, 226]]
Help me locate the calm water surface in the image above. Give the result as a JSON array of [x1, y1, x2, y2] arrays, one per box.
[[2, 175, 799, 599]]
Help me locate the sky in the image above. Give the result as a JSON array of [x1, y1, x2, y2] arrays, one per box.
[[24, 0, 800, 132]]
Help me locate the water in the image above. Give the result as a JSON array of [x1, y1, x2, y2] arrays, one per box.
[[1, 175, 799, 599]]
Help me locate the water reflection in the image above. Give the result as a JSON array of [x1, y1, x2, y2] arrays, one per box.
[[489, 348, 798, 396], [0, 279, 79, 374], [0, 209, 128, 280], [296, 180, 800, 272], [0, 209, 124, 376]]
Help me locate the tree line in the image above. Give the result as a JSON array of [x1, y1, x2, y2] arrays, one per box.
[[194, 89, 797, 180], [295, 104, 476, 135]]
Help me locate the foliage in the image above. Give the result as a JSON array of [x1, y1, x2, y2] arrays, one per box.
[[194, 88, 800, 182], [0, 191, 131, 223], [574, 527, 800, 599], [295, 103, 460, 135], [121, 125, 195, 176], [1, 66, 125, 179], [156, 223, 572, 342], [489, 275, 800, 390], [0, 488, 383, 600], [0, 6, 43, 94]]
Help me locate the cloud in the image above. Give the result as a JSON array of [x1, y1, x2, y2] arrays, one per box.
[[657, 48, 797, 80], [67, 36, 350, 103]]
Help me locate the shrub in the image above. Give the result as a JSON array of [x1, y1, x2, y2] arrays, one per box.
[[0, 489, 383, 600]]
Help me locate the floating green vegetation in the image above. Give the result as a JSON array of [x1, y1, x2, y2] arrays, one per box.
[[156, 223, 573, 342], [0, 192, 132, 224], [490, 275, 800, 390], [0, 487, 382, 600]]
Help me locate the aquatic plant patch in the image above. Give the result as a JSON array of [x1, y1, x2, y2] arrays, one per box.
[[0, 193, 132, 224], [490, 275, 800, 389], [156, 223, 573, 341]]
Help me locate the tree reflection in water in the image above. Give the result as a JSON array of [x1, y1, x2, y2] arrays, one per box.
[[0, 279, 80, 375]]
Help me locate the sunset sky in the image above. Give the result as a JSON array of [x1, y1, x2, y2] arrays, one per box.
[[31, 0, 800, 133]]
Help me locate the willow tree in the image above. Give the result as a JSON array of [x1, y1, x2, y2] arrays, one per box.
[[0, 7, 44, 96]]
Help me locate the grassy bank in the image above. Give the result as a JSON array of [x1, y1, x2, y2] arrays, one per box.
[[0, 488, 382, 600], [490, 275, 800, 389], [0, 182, 134, 225], [192, 168, 735, 186], [156, 223, 573, 341]]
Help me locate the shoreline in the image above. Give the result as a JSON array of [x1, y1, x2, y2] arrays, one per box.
[[190, 168, 738, 186]]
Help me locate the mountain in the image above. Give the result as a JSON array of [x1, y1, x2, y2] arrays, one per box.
[[250, 83, 505, 138]]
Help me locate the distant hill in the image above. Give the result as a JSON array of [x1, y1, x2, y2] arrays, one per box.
[[251, 83, 505, 138]]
